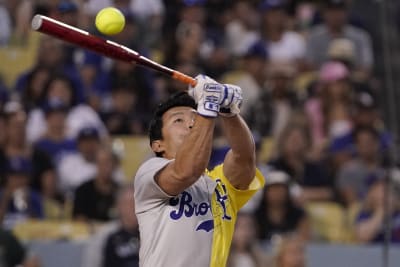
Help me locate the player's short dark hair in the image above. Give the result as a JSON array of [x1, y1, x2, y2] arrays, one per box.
[[148, 92, 196, 157]]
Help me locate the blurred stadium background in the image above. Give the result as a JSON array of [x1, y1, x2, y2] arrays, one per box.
[[0, 0, 400, 266]]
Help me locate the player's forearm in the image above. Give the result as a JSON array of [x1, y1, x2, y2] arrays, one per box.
[[221, 115, 255, 162], [174, 115, 215, 182]]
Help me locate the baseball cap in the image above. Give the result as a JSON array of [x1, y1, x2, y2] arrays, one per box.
[[77, 126, 100, 141], [6, 157, 32, 175], [328, 38, 355, 63], [244, 41, 268, 60], [265, 170, 290, 186], [57, 0, 78, 13], [260, 0, 286, 11], [43, 98, 69, 115]]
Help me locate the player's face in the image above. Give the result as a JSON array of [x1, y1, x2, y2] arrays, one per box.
[[158, 106, 196, 159]]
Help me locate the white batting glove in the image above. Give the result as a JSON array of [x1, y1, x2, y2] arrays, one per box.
[[219, 84, 243, 117], [188, 74, 226, 118]]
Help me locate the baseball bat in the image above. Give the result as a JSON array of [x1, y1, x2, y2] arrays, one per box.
[[31, 14, 197, 87]]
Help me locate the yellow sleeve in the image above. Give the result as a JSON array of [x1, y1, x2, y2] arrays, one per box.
[[207, 164, 265, 211]]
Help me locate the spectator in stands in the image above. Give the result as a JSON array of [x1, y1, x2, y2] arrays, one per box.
[[108, 60, 154, 124], [254, 171, 309, 244], [246, 62, 298, 138], [351, 92, 391, 152], [328, 91, 391, 178], [163, 19, 204, 68], [225, 0, 260, 57], [73, 147, 120, 222], [268, 123, 334, 202], [26, 74, 108, 143], [0, 4, 11, 46], [0, 157, 43, 229], [4, 0, 33, 46], [78, 51, 111, 112], [0, 102, 54, 193], [305, 0, 373, 77], [272, 234, 306, 267], [14, 35, 84, 102], [58, 127, 101, 194], [305, 61, 353, 148], [227, 212, 270, 267], [225, 41, 268, 117], [258, 0, 306, 70], [355, 178, 400, 243], [101, 84, 145, 135], [56, 0, 79, 27], [336, 126, 386, 206], [41, 165, 69, 220], [103, 186, 139, 267], [34, 99, 77, 165], [20, 66, 52, 112], [82, 186, 139, 267]]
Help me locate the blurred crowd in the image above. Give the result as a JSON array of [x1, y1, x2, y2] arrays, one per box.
[[0, 0, 400, 266]]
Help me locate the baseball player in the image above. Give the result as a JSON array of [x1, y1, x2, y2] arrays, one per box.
[[134, 75, 265, 267]]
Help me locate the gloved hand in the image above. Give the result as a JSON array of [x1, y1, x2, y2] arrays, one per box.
[[219, 84, 243, 117], [188, 74, 226, 118]]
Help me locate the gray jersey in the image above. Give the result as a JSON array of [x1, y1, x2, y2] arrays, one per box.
[[134, 157, 217, 267]]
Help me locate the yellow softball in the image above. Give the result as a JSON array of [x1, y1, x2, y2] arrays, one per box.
[[95, 7, 125, 35]]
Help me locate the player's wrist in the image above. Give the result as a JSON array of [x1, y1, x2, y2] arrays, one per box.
[[219, 107, 236, 117]]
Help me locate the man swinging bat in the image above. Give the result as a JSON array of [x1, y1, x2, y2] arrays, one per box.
[[134, 75, 265, 267]]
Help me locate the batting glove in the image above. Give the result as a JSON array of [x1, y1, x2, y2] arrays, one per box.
[[219, 84, 243, 117], [188, 74, 226, 118]]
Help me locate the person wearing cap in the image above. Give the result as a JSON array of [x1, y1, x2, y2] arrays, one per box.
[[26, 74, 107, 143], [225, 0, 260, 57], [0, 157, 43, 229], [246, 60, 299, 138], [306, 0, 373, 77], [304, 61, 353, 147], [100, 83, 146, 135], [254, 170, 309, 243], [34, 99, 77, 165], [258, 0, 306, 69], [57, 0, 79, 27], [336, 126, 388, 207], [57, 126, 102, 193], [223, 41, 269, 117]]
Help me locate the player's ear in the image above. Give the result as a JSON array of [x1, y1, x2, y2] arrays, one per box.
[[151, 140, 165, 154]]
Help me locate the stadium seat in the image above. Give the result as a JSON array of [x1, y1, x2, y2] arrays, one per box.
[[305, 201, 356, 243], [0, 32, 40, 88], [13, 219, 91, 241], [112, 136, 153, 182]]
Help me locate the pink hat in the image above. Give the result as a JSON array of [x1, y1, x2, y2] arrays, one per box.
[[319, 61, 349, 82]]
